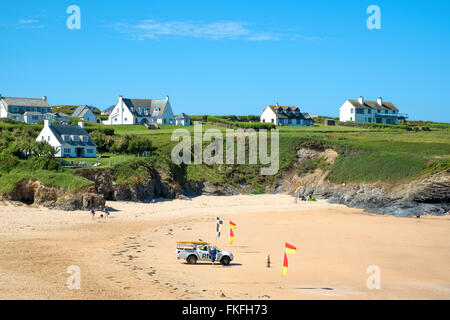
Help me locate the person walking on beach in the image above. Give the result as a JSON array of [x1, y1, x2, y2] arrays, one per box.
[[91, 208, 95, 219], [210, 246, 217, 267], [104, 206, 109, 218]]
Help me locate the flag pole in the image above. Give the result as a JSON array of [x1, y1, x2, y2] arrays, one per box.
[[279, 241, 285, 288]]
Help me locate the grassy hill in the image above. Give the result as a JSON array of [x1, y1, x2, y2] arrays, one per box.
[[0, 118, 449, 195]]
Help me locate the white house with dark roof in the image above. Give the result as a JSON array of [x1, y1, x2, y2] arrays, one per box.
[[103, 95, 175, 125], [0, 94, 52, 124], [175, 113, 191, 126], [72, 105, 99, 123], [339, 96, 408, 125], [36, 120, 97, 158], [260, 104, 314, 126]]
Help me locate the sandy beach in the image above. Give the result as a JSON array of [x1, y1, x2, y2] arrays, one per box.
[[0, 194, 449, 300]]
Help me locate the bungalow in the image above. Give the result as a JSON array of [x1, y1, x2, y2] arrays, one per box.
[[72, 105, 99, 123], [260, 104, 314, 126], [0, 94, 52, 124], [103, 95, 175, 125], [175, 113, 191, 126], [36, 120, 97, 158], [339, 96, 408, 125]]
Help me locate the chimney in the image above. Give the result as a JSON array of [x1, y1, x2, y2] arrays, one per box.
[[377, 97, 383, 106], [358, 96, 364, 105], [166, 95, 169, 100], [42, 96, 47, 101], [44, 119, 50, 127], [78, 121, 85, 128], [0, 93, 2, 98]]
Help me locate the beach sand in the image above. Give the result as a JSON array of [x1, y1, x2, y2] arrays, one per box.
[[0, 195, 449, 300]]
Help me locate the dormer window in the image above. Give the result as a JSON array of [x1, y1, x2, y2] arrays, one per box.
[[82, 136, 89, 142], [295, 109, 299, 114], [278, 108, 283, 114], [286, 108, 291, 114], [72, 135, 79, 141], [63, 135, 70, 141]]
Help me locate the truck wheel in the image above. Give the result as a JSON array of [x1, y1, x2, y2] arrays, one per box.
[[187, 255, 197, 264], [220, 256, 231, 266]]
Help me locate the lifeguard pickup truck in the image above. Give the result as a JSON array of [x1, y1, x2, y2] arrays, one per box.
[[176, 241, 234, 265]]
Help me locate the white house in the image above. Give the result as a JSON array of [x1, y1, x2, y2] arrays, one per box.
[[175, 113, 191, 126], [260, 105, 314, 126], [0, 94, 52, 124], [339, 97, 408, 125], [36, 120, 97, 158], [103, 95, 175, 125], [72, 105, 99, 123]]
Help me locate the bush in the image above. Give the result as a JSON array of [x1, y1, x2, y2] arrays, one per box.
[[110, 134, 153, 155], [0, 154, 20, 172]]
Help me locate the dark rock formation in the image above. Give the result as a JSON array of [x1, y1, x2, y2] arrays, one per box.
[[4, 179, 104, 211]]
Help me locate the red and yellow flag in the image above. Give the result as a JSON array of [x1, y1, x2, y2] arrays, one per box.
[[229, 221, 236, 229], [285, 242, 297, 254], [229, 228, 235, 244], [281, 242, 297, 277], [281, 252, 289, 277]]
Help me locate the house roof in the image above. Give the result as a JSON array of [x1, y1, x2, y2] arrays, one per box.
[[348, 100, 399, 112], [122, 97, 169, 118], [176, 113, 190, 119], [49, 124, 97, 147], [72, 106, 93, 118], [0, 97, 50, 108], [266, 105, 305, 119], [101, 105, 115, 115], [302, 113, 313, 120]]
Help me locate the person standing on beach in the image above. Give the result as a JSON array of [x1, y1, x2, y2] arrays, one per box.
[[91, 208, 95, 219], [210, 246, 217, 267], [104, 206, 109, 218]]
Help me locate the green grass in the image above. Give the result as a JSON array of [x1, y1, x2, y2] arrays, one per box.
[[1, 118, 449, 194], [0, 170, 92, 193]]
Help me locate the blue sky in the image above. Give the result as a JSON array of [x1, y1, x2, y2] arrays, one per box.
[[1, 0, 449, 122]]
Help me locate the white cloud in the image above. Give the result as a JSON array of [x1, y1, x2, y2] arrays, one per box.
[[114, 19, 314, 41]]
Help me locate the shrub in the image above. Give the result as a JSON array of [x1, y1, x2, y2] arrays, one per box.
[[0, 154, 20, 172]]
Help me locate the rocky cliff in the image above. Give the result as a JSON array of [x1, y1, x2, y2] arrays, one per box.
[[1, 179, 104, 211], [274, 148, 450, 216]]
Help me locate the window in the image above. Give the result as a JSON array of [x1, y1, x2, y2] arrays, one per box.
[[124, 118, 127, 121], [64, 148, 71, 153], [296, 119, 301, 124], [271, 119, 274, 123], [350, 109, 354, 114], [356, 108, 364, 114], [385, 110, 388, 114], [48, 136, 50, 141], [368, 118, 372, 123], [262, 119, 265, 123], [32, 116, 38, 120], [41, 136, 44, 141], [368, 109, 372, 114], [350, 117, 353, 121], [87, 149, 94, 154], [82, 136, 89, 142], [114, 118, 117, 122], [288, 119, 292, 124], [72, 135, 79, 141]]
